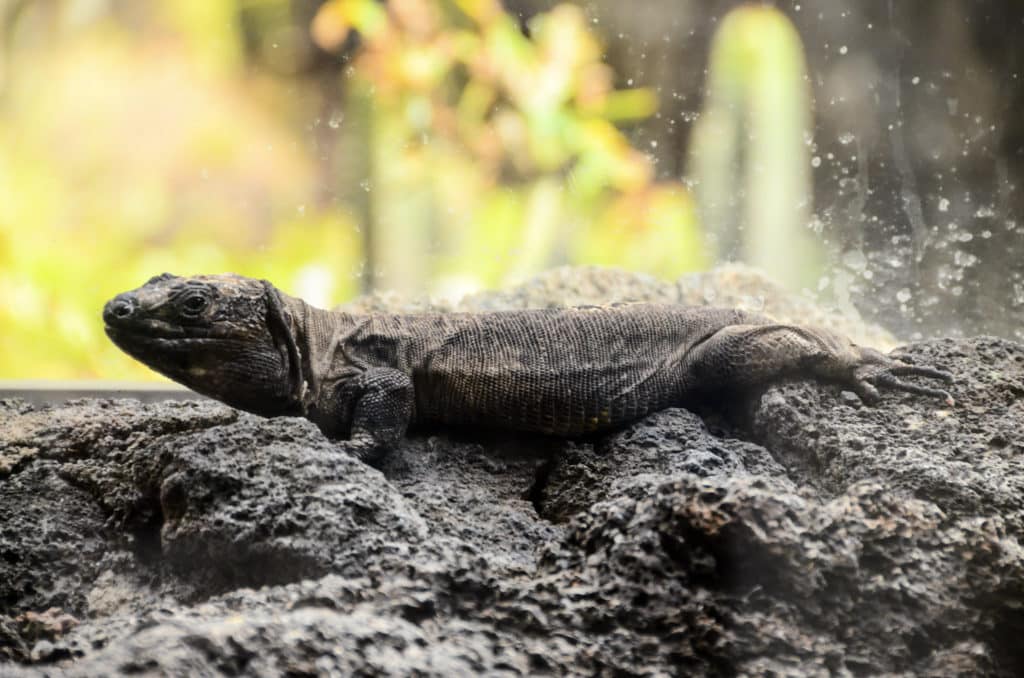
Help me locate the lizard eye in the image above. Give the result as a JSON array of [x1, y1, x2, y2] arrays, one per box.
[[181, 293, 208, 315]]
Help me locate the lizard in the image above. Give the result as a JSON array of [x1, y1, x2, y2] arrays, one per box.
[[103, 273, 954, 461]]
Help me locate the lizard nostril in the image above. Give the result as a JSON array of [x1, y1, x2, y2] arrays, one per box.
[[104, 295, 137, 323]]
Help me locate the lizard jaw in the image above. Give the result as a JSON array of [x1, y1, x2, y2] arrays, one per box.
[[103, 327, 224, 379], [102, 274, 305, 417]]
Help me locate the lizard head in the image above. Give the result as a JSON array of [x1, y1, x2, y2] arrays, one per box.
[[103, 273, 304, 417]]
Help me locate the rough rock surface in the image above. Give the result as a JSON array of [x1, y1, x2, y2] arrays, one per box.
[[344, 263, 899, 349], [2, 267, 1023, 675]]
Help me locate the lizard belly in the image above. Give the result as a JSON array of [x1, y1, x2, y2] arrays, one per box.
[[412, 354, 685, 436]]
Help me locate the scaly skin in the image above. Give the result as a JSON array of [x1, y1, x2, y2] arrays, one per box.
[[103, 273, 954, 461]]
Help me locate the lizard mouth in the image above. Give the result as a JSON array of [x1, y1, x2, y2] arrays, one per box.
[[105, 320, 185, 340], [104, 323, 226, 372], [103, 324, 247, 394], [103, 318, 233, 342]]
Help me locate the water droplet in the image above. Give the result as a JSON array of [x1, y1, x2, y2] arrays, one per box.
[[839, 45, 848, 55], [811, 156, 822, 168], [328, 113, 344, 129], [938, 197, 950, 212], [911, 76, 920, 85], [896, 288, 912, 303], [953, 250, 978, 267], [838, 132, 855, 145], [1014, 283, 1024, 306], [841, 249, 867, 271]]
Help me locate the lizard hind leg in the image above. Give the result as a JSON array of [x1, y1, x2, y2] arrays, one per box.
[[684, 323, 955, 407]]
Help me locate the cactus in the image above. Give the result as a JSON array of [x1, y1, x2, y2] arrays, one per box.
[[689, 4, 823, 290]]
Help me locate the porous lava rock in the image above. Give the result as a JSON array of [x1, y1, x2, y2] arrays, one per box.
[[2, 268, 1023, 676]]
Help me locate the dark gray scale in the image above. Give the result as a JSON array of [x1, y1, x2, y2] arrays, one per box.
[[357, 304, 751, 436], [102, 273, 957, 466]]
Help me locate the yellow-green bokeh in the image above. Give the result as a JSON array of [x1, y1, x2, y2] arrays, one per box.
[[3, 1, 820, 381]]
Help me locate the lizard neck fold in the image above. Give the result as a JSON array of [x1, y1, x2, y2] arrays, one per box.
[[282, 295, 362, 417], [263, 282, 306, 415]]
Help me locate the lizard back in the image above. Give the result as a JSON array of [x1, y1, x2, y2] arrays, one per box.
[[338, 304, 761, 436]]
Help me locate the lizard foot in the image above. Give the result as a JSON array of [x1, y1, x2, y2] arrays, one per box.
[[850, 353, 955, 406], [342, 433, 390, 466]]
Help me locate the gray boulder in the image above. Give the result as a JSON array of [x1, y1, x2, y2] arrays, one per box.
[[2, 268, 1023, 675]]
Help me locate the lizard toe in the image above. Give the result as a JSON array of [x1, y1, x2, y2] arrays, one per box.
[[344, 433, 389, 466], [890, 363, 955, 383], [850, 376, 882, 405], [868, 371, 956, 406]]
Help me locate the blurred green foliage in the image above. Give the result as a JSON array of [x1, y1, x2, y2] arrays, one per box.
[[313, 0, 707, 292], [0, 2, 361, 379], [0, 0, 708, 380]]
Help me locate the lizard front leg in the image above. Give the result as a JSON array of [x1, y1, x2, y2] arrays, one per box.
[[314, 367, 415, 463], [684, 324, 954, 405]]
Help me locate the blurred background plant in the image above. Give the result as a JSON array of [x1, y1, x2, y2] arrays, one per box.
[[688, 3, 821, 291], [311, 0, 707, 293], [0, 0, 708, 380], [2, 0, 1022, 380]]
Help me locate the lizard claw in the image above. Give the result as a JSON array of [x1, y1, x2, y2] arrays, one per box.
[[344, 432, 389, 465], [850, 377, 882, 405], [852, 360, 955, 407]]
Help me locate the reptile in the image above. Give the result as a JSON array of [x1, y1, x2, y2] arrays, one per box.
[[103, 273, 954, 460]]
